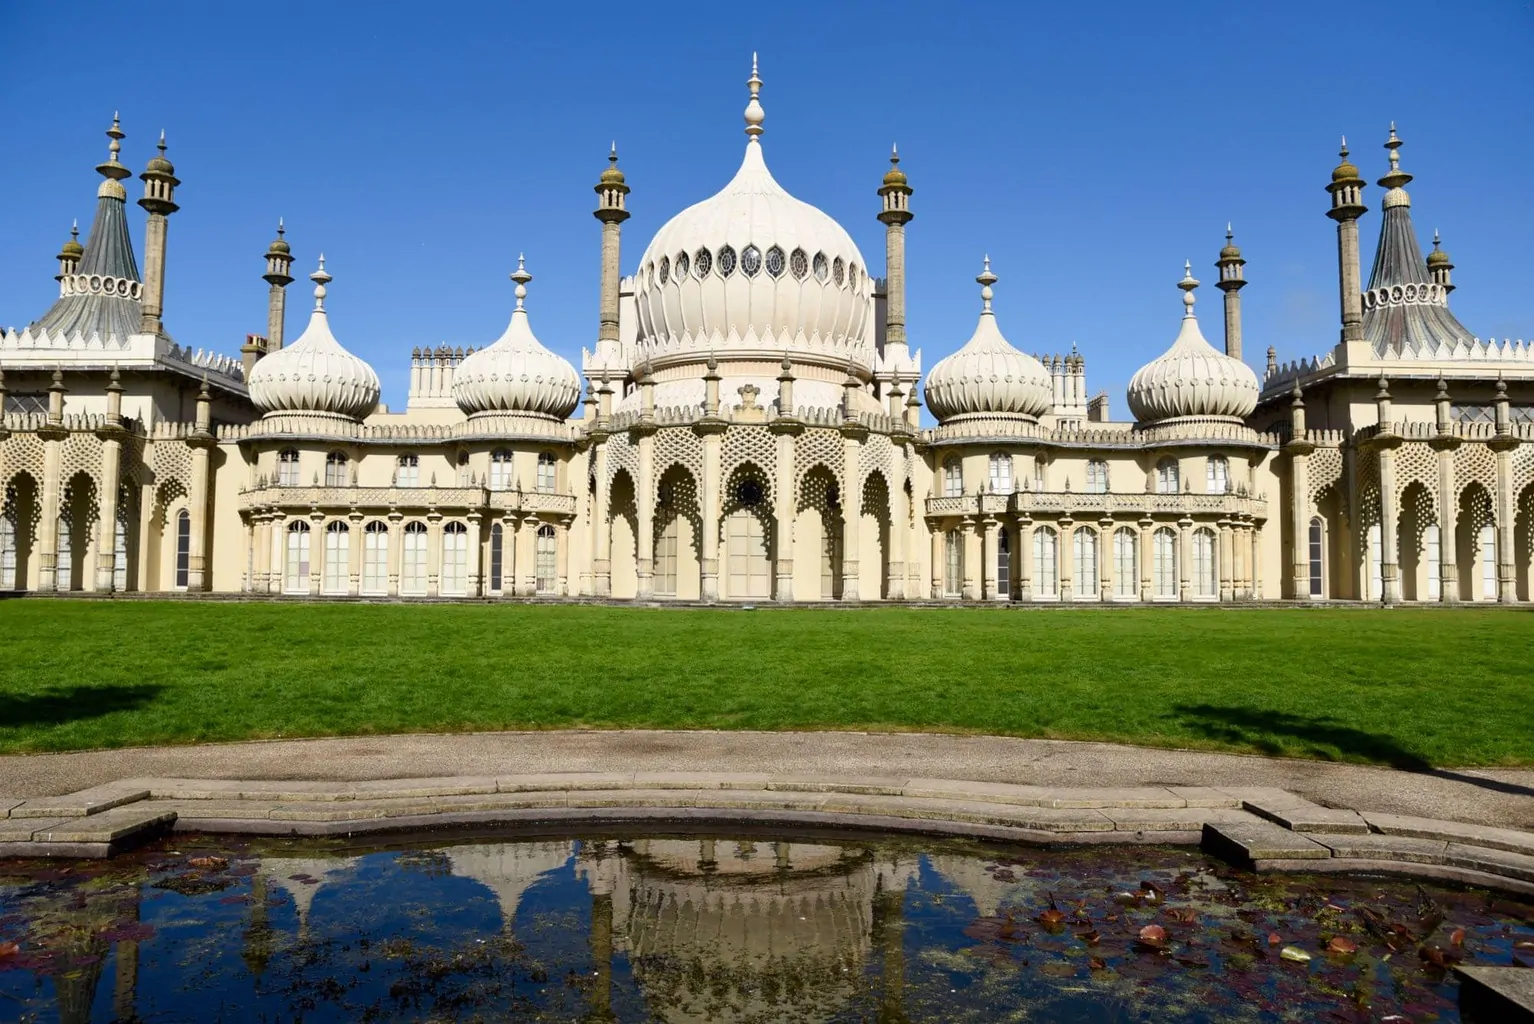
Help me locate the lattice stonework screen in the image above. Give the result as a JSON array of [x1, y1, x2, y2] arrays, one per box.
[[1393, 443, 1438, 502], [793, 428, 845, 493], [1453, 443, 1498, 495], [721, 426, 775, 480], [1307, 446, 1344, 508], [653, 427, 703, 482]]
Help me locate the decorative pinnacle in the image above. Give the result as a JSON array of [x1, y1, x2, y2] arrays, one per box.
[[976, 255, 997, 312], [744, 52, 764, 138], [1340, 136, 1348, 158], [1436, 375, 1449, 398], [278, 217, 285, 237], [1379, 122, 1412, 190], [1226, 223, 1233, 242], [311, 255, 331, 310], [1178, 261, 1199, 315], [97, 113, 130, 182], [71, 221, 79, 242], [510, 253, 532, 309], [891, 143, 899, 164]]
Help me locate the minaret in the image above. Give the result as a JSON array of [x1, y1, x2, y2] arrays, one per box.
[[1214, 224, 1247, 360], [137, 130, 180, 335], [263, 219, 295, 349], [55, 222, 83, 283], [877, 144, 914, 390], [1427, 229, 1454, 297], [590, 143, 630, 378], [1325, 137, 1367, 345]]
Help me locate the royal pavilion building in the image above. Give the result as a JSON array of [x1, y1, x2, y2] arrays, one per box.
[[1, 63, 1531, 605]]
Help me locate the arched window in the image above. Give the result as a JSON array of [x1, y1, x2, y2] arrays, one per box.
[[1152, 527, 1178, 599], [323, 521, 349, 594], [490, 450, 513, 491], [174, 509, 191, 590], [942, 457, 963, 498], [1192, 527, 1217, 598], [1086, 459, 1109, 494], [396, 454, 420, 488], [1423, 523, 1440, 602], [277, 449, 301, 487], [441, 521, 468, 596], [996, 527, 1011, 599], [988, 453, 1013, 495], [363, 521, 389, 595], [1479, 525, 1497, 601], [1113, 527, 1138, 599], [1206, 456, 1230, 495], [324, 451, 349, 487], [537, 452, 557, 494], [1308, 517, 1325, 598], [1033, 526, 1059, 599], [402, 521, 429, 595], [489, 523, 504, 593], [1155, 458, 1179, 495], [1073, 528, 1098, 599], [284, 520, 311, 594], [943, 528, 962, 597], [535, 524, 557, 594], [0, 518, 17, 590]]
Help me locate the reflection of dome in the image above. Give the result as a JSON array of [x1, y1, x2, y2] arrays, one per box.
[[924, 259, 1052, 422], [257, 855, 362, 937], [445, 841, 573, 929], [452, 257, 581, 420], [927, 854, 1039, 918], [1126, 264, 1258, 424], [626, 58, 875, 415], [247, 258, 380, 420]]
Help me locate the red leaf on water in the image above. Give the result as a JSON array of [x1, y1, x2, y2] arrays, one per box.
[[1077, 929, 1100, 946], [188, 856, 228, 870], [1168, 907, 1197, 924], [1326, 936, 1358, 955], [1268, 932, 1283, 946], [0, 943, 18, 959], [1088, 956, 1107, 970], [1037, 908, 1065, 928], [1138, 924, 1168, 947], [1449, 927, 1465, 946]]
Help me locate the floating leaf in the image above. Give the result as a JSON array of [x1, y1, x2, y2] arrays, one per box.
[[1280, 946, 1312, 963], [1268, 932, 1283, 946], [1449, 927, 1465, 947], [1167, 907, 1197, 924], [1326, 936, 1358, 955], [0, 942, 17, 959], [1088, 956, 1107, 970], [1037, 908, 1065, 929], [1076, 929, 1100, 946], [188, 856, 228, 870], [1137, 924, 1168, 949]]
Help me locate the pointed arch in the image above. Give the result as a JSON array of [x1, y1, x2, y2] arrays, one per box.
[[654, 463, 702, 599], [723, 461, 774, 600], [797, 463, 841, 600], [860, 470, 891, 599]]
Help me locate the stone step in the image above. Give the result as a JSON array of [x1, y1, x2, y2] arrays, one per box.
[[1363, 811, 1534, 858], [1201, 819, 1331, 864]]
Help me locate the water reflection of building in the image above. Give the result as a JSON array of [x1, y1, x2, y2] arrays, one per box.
[[256, 855, 363, 940], [444, 841, 575, 932]]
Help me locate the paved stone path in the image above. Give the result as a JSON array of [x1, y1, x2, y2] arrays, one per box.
[[4, 730, 1531, 828]]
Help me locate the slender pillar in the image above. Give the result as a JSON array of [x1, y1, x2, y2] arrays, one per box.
[[591, 442, 611, 597], [1138, 517, 1153, 601], [37, 370, 67, 592], [95, 369, 126, 592], [1284, 382, 1313, 598], [877, 146, 914, 394], [138, 132, 180, 336], [307, 513, 324, 596], [1325, 140, 1368, 345], [517, 516, 537, 597], [635, 372, 657, 600], [592, 145, 629, 373], [499, 513, 517, 599], [1015, 515, 1033, 602], [426, 512, 442, 597], [982, 516, 1000, 600], [1431, 380, 1460, 602], [348, 512, 364, 597], [466, 512, 484, 598], [930, 526, 943, 598], [699, 358, 724, 603], [1374, 378, 1401, 604], [887, 438, 907, 600], [556, 520, 570, 597], [840, 420, 865, 602], [187, 380, 214, 591], [1099, 515, 1115, 602], [1214, 225, 1246, 360], [1493, 380, 1519, 603], [961, 517, 980, 600], [1218, 520, 1234, 601], [771, 398, 799, 602], [1177, 517, 1192, 602], [387, 511, 403, 596], [263, 220, 294, 353], [1058, 519, 1074, 600]]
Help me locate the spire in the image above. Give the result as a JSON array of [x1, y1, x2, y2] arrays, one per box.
[[976, 256, 997, 312], [593, 142, 630, 222], [1427, 228, 1455, 295], [311, 255, 331, 312], [1378, 122, 1412, 195], [744, 53, 764, 139], [1178, 260, 1199, 317], [139, 129, 179, 215], [95, 113, 130, 197], [510, 252, 531, 310], [55, 221, 84, 280]]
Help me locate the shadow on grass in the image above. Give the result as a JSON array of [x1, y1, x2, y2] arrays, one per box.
[[0, 684, 163, 731], [1172, 703, 1534, 798]]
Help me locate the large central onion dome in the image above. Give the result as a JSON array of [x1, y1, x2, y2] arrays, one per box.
[[453, 256, 581, 420], [924, 259, 1053, 422], [247, 257, 380, 420], [1126, 263, 1258, 423], [631, 57, 873, 382]]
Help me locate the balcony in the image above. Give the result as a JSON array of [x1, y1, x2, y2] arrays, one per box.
[[238, 485, 578, 517], [925, 491, 1267, 521]]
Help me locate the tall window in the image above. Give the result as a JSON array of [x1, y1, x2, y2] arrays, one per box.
[[174, 509, 191, 589], [1152, 527, 1178, 598], [1479, 525, 1496, 600], [323, 521, 349, 594], [1424, 524, 1440, 602], [1155, 458, 1179, 495], [1073, 528, 1098, 599], [56, 515, 74, 591], [996, 527, 1010, 599], [1, 519, 16, 590], [325, 451, 349, 487], [1192, 527, 1217, 598], [1308, 518, 1325, 598], [943, 529, 962, 597], [1113, 528, 1138, 599], [113, 511, 128, 592], [441, 522, 468, 596], [537, 452, 557, 494], [1033, 527, 1058, 599], [277, 449, 301, 487], [490, 450, 513, 491], [490, 523, 504, 593], [1367, 522, 1382, 600], [1086, 460, 1109, 494], [819, 527, 840, 600], [402, 521, 429, 594], [285, 520, 311, 594], [988, 453, 1013, 494], [397, 454, 420, 488], [1206, 456, 1230, 495], [457, 453, 471, 487], [536, 524, 557, 594], [1033, 457, 1046, 491], [943, 458, 963, 498], [656, 516, 679, 597], [363, 521, 389, 595]]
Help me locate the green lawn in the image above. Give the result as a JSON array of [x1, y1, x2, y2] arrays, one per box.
[[0, 600, 1530, 767]]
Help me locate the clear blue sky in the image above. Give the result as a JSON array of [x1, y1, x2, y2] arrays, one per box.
[[2, 2, 1530, 415]]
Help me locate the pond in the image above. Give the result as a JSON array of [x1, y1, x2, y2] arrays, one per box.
[[2, 829, 1531, 1022]]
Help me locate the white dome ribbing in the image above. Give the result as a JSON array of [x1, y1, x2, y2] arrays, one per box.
[[631, 56, 874, 375], [1126, 264, 1259, 423], [452, 256, 581, 420], [247, 257, 380, 420], [923, 259, 1053, 422]]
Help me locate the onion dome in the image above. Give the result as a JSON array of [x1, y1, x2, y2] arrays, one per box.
[[599, 143, 626, 186], [267, 219, 291, 257], [58, 222, 84, 262], [1219, 225, 1242, 261], [452, 255, 581, 420], [1331, 137, 1361, 183], [1426, 229, 1451, 268], [247, 257, 380, 419], [632, 55, 873, 374], [1126, 263, 1259, 423], [923, 258, 1053, 422], [144, 130, 175, 175], [882, 144, 908, 187]]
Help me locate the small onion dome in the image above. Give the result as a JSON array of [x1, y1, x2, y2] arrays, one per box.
[[58, 222, 84, 261], [1127, 263, 1259, 423], [923, 258, 1053, 422], [598, 143, 626, 186], [144, 131, 175, 175], [882, 145, 908, 187], [1219, 230, 1242, 261], [267, 218, 291, 257], [452, 255, 581, 420], [1332, 137, 1361, 182], [1426, 230, 1451, 268], [247, 257, 381, 419]]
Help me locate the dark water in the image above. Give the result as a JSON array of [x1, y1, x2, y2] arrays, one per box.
[[1, 831, 1532, 1022]]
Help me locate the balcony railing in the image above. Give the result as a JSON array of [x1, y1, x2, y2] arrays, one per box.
[[238, 485, 577, 516], [925, 490, 1267, 520]]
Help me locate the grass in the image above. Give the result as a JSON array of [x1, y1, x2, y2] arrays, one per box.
[[0, 600, 1530, 767]]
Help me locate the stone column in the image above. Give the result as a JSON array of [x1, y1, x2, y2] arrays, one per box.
[[1057, 518, 1074, 601], [556, 519, 570, 597], [347, 512, 363, 596], [840, 426, 864, 602], [635, 426, 656, 599], [771, 422, 798, 602], [1099, 515, 1114, 602], [698, 424, 725, 603], [37, 427, 64, 593], [1433, 439, 1459, 602], [252, 515, 269, 594], [1377, 443, 1401, 604], [500, 512, 517, 599], [1218, 519, 1234, 602], [387, 511, 403, 596], [930, 526, 943, 598], [466, 511, 484, 598], [982, 516, 1000, 600], [1251, 523, 1263, 599], [591, 439, 611, 596], [95, 438, 123, 593], [1493, 437, 1519, 603], [1138, 516, 1153, 601], [1288, 454, 1310, 599], [426, 512, 442, 597], [186, 441, 212, 592], [1015, 514, 1033, 602], [960, 516, 980, 600], [307, 512, 324, 596], [887, 443, 907, 600], [517, 516, 538, 597], [1177, 516, 1192, 602]]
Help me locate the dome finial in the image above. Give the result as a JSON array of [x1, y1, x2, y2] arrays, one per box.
[[96, 112, 130, 189], [976, 255, 997, 312], [744, 52, 764, 139], [511, 253, 532, 310], [1379, 122, 1412, 193], [277, 217, 285, 237], [311, 255, 331, 311], [1178, 260, 1199, 316]]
